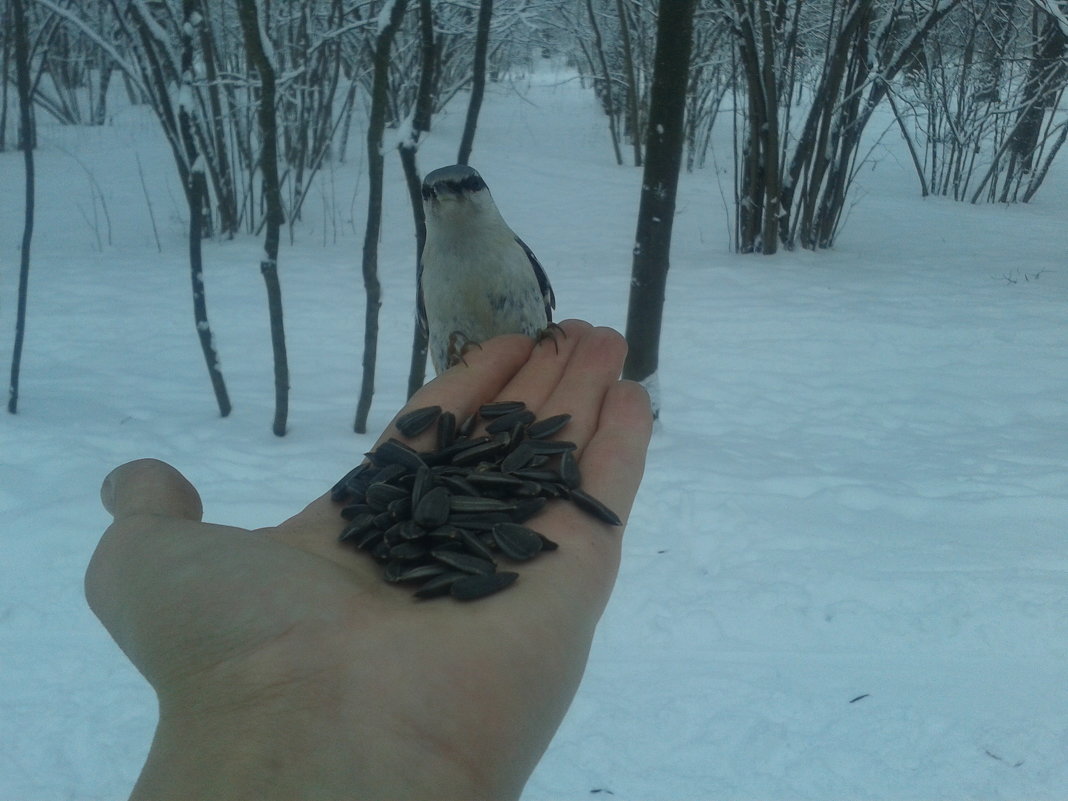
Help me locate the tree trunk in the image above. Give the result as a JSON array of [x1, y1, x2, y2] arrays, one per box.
[[586, 0, 624, 165], [8, 0, 34, 413], [621, 0, 697, 417], [616, 0, 643, 166], [404, 0, 436, 399], [457, 0, 493, 165], [1, 0, 11, 153], [238, 0, 290, 436], [181, 0, 231, 417], [354, 0, 409, 433]]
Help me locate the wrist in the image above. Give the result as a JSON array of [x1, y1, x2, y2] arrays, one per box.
[[130, 673, 518, 801]]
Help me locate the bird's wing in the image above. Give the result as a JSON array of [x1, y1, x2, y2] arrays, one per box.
[[416, 257, 428, 337], [515, 236, 556, 322]]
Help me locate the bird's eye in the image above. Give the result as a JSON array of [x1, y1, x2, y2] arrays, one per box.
[[421, 185, 436, 201]]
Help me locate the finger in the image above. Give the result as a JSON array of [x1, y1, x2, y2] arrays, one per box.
[[520, 379, 653, 609], [487, 319, 592, 413], [574, 379, 654, 530], [380, 332, 538, 450], [101, 458, 204, 522], [534, 326, 630, 455]]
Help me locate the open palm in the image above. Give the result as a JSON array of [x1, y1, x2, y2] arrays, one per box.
[[88, 320, 652, 801]]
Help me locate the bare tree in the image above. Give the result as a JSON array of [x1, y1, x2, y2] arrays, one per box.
[[401, 0, 437, 399], [238, 0, 290, 436], [457, 0, 494, 165], [354, 0, 410, 434], [7, 0, 34, 414], [622, 0, 698, 416]]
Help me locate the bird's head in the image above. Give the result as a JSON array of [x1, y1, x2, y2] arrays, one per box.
[[421, 165, 500, 227]]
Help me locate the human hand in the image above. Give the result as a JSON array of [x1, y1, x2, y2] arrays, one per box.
[[87, 319, 653, 801]]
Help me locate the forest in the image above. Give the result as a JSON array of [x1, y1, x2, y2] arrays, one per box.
[[3, 0, 1067, 428]]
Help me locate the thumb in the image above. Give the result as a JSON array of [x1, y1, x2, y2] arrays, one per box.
[[101, 458, 204, 521]]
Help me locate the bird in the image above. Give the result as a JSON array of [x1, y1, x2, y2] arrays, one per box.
[[418, 164, 556, 375]]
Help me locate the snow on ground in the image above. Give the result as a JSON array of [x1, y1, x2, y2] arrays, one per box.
[[2, 61, 1067, 800]]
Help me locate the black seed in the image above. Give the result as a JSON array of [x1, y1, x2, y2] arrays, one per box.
[[457, 412, 479, 438], [382, 521, 408, 547], [513, 468, 563, 483], [447, 513, 513, 530], [383, 560, 407, 582], [537, 533, 559, 551], [339, 512, 376, 542], [414, 571, 468, 598], [449, 496, 516, 514], [570, 488, 622, 526], [465, 472, 526, 491], [398, 520, 425, 540], [460, 529, 497, 562], [450, 571, 518, 600], [526, 413, 572, 440], [365, 481, 409, 511], [331, 462, 375, 502], [437, 411, 457, 449], [389, 541, 430, 561], [395, 563, 448, 583], [372, 509, 394, 530], [387, 496, 412, 521], [485, 409, 535, 434], [501, 442, 536, 473], [395, 405, 441, 437], [354, 528, 385, 551], [439, 474, 482, 497], [559, 449, 581, 489], [413, 486, 451, 528], [340, 502, 372, 521], [451, 438, 507, 465], [478, 400, 526, 418], [373, 438, 427, 471], [511, 497, 548, 523], [371, 463, 409, 486], [492, 523, 544, 561], [411, 465, 433, 506], [527, 440, 577, 455], [426, 524, 464, 541], [431, 549, 496, 575]]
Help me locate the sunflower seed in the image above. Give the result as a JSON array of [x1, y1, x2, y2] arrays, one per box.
[[449, 496, 516, 514], [478, 400, 526, 418], [569, 488, 622, 526], [485, 409, 535, 434], [492, 523, 544, 561], [525, 413, 572, 440], [413, 571, 468, 599], [395, 405, 442, 437], [501, 442, 536, 473], [365, 481, 409, 511], [559, 449, 581, 489], [450, 571, 518, 600], [457, 412, 479, 438], [413, 486, 451, 528], [373, 438, 427, 471], [526, 439, 577, 455], [437, 411, 457, 449], [338, 512, 376, 542], [431, 549, 496, 575], [340, 502, 372, 521]]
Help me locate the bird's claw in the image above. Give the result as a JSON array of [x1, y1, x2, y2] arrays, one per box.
[[535, 322, 567, 355], [446, 331, 483, 368]]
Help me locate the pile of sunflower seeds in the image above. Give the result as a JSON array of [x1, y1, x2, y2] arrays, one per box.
[[330, 401, 620, 601]]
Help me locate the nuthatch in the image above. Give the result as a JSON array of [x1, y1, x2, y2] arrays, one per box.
[[418, 165, 556, 375]]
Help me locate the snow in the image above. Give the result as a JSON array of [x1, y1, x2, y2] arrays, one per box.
[[2, 64, 1068, 800]]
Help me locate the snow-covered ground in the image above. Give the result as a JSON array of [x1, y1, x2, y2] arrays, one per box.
[[2, 62, 1066, 800]]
